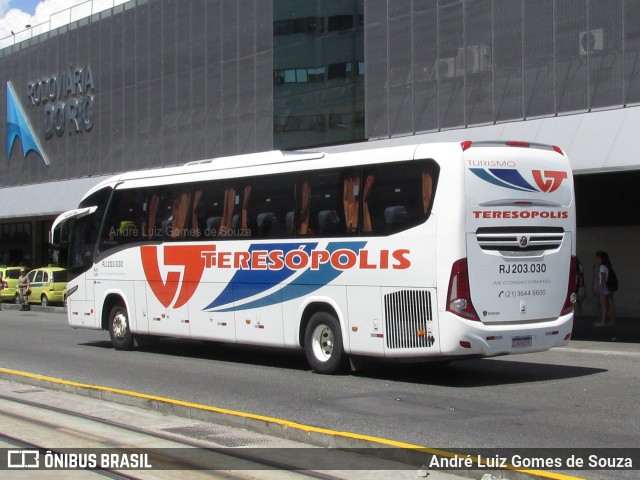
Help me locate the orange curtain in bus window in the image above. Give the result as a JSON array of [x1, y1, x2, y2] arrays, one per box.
[[171, 191, 192, 238], [191, 189, 204, 237], [241, 185, 252, 230], [362, 173, 375, 233], [422, 167, 434, 214], [220, 186, 236, 231], [343, 175, 360, 233], [146, 194, 159, 238], [299, 179, 311, 235]]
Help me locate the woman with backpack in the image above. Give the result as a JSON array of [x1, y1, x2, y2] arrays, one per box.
[[593, 250, 616, 327]]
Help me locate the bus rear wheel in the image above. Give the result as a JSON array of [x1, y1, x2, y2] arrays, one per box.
[[304, 312, 348, 374], [108, 304, 134, 351]]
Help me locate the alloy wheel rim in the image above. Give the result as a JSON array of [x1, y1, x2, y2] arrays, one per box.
[[113, 312, 128, 339], [311, 324, 334, 362]]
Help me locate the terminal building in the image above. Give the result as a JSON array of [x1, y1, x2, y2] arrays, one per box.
[[0, 0, 638, 317]]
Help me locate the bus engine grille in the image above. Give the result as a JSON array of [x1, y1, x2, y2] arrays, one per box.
[[384, 290, 434, 349], [476, 227, 564, 252]]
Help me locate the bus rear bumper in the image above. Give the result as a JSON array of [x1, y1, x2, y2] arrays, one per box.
[[438, 312, 574, 357]]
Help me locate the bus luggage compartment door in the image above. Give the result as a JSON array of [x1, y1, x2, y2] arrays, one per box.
[[347, 286, 384, 357]]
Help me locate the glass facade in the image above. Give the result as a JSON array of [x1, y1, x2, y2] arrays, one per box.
[[0, 0, 274, 188], [273, 0, 365, 149], [366, 0, 640, 138], [2, 0, 638, 174]]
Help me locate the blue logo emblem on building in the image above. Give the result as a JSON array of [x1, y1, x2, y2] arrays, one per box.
[[6, 81, 49, 166]]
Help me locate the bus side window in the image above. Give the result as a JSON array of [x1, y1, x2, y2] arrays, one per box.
[[169, 190, 193, 240], [256, 212, 276, 236], [100, 189, 144, 251], [285, 211, 295, 235], [147, 186, 198, 241], [384, 205, 409, 232], [365, 160, 438, 235], [156, 190, 174, 240], [196, 182, 238, 239], [318, 210, 340, 235], [342, 172, 360, 234], [244, 173, 296, 239], [302, 169, 358, 237]]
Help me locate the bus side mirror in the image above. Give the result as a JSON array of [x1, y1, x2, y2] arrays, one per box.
[[50, 206, 97, 247], [50, 224, 62, 247]]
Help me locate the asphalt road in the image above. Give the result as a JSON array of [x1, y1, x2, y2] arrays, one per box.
[[0, 308, 638, 456]]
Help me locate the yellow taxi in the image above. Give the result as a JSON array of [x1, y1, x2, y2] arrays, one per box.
[[26, 267, 68, 306], [0, 266, 27, 303]]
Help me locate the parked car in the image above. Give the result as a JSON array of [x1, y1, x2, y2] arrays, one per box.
[[0, 266, 27, 303], [26, 267, 68, 306]]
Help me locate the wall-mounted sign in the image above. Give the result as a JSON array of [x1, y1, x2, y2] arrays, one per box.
[[27, 65, 95, 139], [6, 65, 95, 166], [6, 81, 49, 166]]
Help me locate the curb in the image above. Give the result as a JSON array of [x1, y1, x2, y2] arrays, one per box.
[[0, 303, 66, 314]]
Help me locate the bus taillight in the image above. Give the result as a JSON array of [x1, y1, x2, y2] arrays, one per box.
[[561, 255, 577, 316], [447, 258, 480, 321], [506, 141, 530, 148]]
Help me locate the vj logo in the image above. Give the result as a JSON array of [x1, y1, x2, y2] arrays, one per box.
[[532, 170, 568, 193], [141, 245, 215, 308]]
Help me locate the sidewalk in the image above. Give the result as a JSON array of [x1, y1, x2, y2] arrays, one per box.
[[571, 314, 640, 343], [0, 375, 472, 480]]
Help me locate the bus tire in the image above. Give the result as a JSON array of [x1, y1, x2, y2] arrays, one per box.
[[304, 312, 348, 374], [108, 304, 134, 351]]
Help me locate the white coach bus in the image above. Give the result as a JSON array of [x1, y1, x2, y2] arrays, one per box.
[[52, 141, 576, 374]]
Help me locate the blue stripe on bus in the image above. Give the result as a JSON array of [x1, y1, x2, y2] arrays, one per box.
[[204, 242, 316, 310], [469, 168, 537, 192], [205, 241, 366, 312]]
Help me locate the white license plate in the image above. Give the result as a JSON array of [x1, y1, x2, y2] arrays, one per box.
[[512, 336, 532, 348]]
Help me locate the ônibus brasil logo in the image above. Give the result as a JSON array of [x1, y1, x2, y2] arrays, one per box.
[[141, 242, 410, 312], [469, 168, 567, 193]]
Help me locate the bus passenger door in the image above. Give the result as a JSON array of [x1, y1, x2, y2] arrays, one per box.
[[133, 281, 149, 334], [88, 265, 97, 302], [69, 266, 98, 327]]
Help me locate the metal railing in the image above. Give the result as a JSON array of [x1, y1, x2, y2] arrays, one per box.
[[0, 0, 133, 51]]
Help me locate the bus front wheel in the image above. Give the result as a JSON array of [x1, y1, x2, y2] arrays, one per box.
[[108, 304, 134, 351], [304, 312, 348, 374]]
